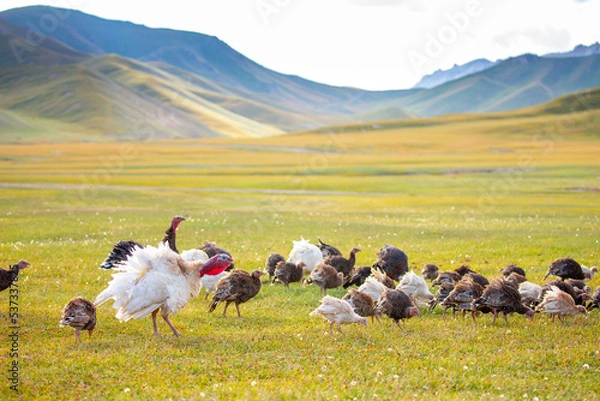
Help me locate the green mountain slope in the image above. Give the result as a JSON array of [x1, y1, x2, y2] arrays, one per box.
[[386, 54, 600, 116], [2, 5, 600, 140], [0, 6, 412, 117]]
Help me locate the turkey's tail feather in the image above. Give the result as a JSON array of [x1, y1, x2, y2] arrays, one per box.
[[100, 240, 144, 269]]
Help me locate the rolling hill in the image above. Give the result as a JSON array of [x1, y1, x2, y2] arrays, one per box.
[[376, 53, 600, 117], [1, 5, 600, 140]]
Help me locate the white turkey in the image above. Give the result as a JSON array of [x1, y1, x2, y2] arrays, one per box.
[[95, 243, 233, 336], [518, 281, 542, 308], [287, 238, 323, 275], [309, 295, 367, 335], [181, 249, 225, 300], [357, 276, 388, 302], [535, 285, 587, 323], [396, 272, 434, 307]]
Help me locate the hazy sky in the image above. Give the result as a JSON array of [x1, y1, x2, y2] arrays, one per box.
[[1, 0, 598, 90]]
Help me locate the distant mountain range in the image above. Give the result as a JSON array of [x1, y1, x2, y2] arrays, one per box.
[[414, 42, 600, 89], [1, 5, 600, 140], [413, 59, 499, 89]]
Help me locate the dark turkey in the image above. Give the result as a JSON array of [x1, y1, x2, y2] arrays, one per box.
[[441, 276, 485, 319], [100, 216, 185, 269], [587, 286, 600, 311], [318, 238, 342, 258], [505, 272, 527, 287], [421, 264, 439, 281], [307, 262, 344, 295], [209, 269, 264, 317], [543, 257, 584, 281], [463, 272, 490, 288], [454, 264, 476, 276], [472, 278, 534, 324], [0, 260, 30, 292], [343, 266, 373, 288], [59, 297, 96, 344], [199, 240, 235, 270], [274, 261, 305, 289], [326, 247, 360, 280], [428, 281, 455, 312], [342, 288, 380, 323], [374, 289, 419, 332], [432, 271, 462, 287], [502, 264, 526, 278], [265, 253, 286, 283], [373, 245, 408, 281]]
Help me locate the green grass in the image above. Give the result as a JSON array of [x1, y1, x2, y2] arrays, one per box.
[[0, 114, 599, 400]]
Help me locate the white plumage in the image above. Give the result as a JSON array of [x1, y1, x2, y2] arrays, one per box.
[[581, 264, 598, 282], [518, 281, 542, 300], [200, 271, 229, 299], [287, 238, 323, 275], [181, 248, 224, 299], [309, 295, 367, 335], [180, 249, 209, 263], [358, 276, 387, 302], [95, 243, 206, 336], [535, 285, 587, 322], [396, 271, 434, 306]]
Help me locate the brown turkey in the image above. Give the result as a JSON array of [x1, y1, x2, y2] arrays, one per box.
[[100, 216, 185, 269], [342, 288, 380, 323], [265, 253, 286, 283], [501, 264, 526, 278], [431, 271, 462, 287], [318, 238, 342, 258], [428, 281, 455, 312], [274, 261, 305, 289], [538, 280, 589, 306], [472, 278, 534, 325], [441, 276, 485, 319], [0, 260, 30, 292], [374, 289, 419, 333], [587, 286, 600, 311], [373, 245, 408, 281], [326, 247, 361, 280], [505, 272, 527, 287], [306, 262, 344, 295], [209, 269, 264, 317], [454, 265, 476, 276], [59, 297, 97, 344], [421, 264, 439, 281], [543, 257, 584, 281], [198, 240, 235, 269], [343, 266, 374, 288]]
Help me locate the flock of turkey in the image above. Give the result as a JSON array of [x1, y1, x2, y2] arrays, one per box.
[[2, 216, 598, 343]]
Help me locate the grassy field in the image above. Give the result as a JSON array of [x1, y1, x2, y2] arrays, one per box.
[[0, 108, 599, 400]]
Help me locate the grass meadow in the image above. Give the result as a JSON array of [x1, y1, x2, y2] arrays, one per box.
[[1, 111, 599, 400]]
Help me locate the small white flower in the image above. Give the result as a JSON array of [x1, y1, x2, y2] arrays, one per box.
[[123, 388, 131, 393], [583, 364, 590, 369], [463, 365, 469, 371], [251, 381, 257, 386]]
